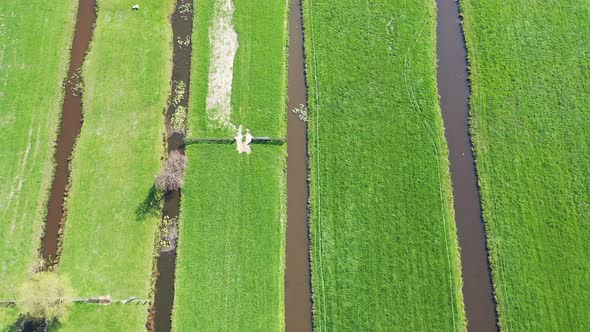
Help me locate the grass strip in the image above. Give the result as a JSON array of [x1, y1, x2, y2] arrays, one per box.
[[460, 0, 590, 330], [173, 0, 289, 329], [0, 0, 77, 298], [50, 304, 148, 332], [188, 0, 288, 138], [303, 0, 465, 330], [58, 0, 173, 302], [173, 145, 286, 331]]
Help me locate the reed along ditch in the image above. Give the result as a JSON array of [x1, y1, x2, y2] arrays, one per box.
[[436, 0, 498, 331], [149, 0, 193, 331], [41, 0, 96, 266], [285, 0, 313, 331]]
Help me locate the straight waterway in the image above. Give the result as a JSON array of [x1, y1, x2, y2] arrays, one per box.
[[149, 0, 193, 331], [285, 0, 313, 330], [41, 0, 96, 265], [436, 0, 498, 330]]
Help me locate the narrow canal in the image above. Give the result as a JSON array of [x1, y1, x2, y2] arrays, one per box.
[[41, 0, 96, 266], [149, 0, 193, 330], [285, 0, 313, 330], [435, 0, 498, 331]]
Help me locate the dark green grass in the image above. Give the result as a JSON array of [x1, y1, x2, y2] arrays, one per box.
[[58, 0, 173, 299], [188, 0, 288, 138], [0, 0, 76, 298], [173, 145, 286, 331], [460, 0, 590, 330], [303, 0, 465, 330]]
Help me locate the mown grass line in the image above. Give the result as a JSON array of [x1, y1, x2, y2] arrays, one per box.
[[0, 0, 77, 300], [56, 0, 174, 328], [173, 145, 286, 331], [302, 0, 465, 330], [460, 1, 590, 330], [187, 0, 288, 138], [173, 0, 289, 329]]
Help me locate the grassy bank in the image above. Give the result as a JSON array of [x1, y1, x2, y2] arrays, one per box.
[[0, 0, 77, 299], [56, 0, 173, 328], [303, 0, 465, 330], [173, 145, 286, 331], [173, 0, 289, 329], [188, 0, 288, 138], [460, 1, 590, 330]]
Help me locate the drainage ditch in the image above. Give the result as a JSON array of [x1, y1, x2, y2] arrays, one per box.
[[285, 0, 313, 330], [436, 0, 498, 330], [148, 0, 193, 331], [41, 0, 96, 266]]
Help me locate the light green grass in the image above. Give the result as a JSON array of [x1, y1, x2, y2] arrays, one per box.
[[188, 0, 288, 138], [50, 304, 147, 332], [173, 145, 286, 331], [58, 0, 173, 300], [0, 0, 77, 298], [460, 0, 590, 330], [303, 0, 465, 330]]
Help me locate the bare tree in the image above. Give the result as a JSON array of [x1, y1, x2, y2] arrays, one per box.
[[155, 151, 187, 192]]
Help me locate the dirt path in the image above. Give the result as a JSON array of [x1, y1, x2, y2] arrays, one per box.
[[41, 0, 96, 265], [149, 0, 194, 331], [435, 0, 498, 330], [285, 0, 313, 330]]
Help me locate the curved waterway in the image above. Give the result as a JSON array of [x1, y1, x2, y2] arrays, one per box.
[[285, 0, 313, 331], [148, 0, 193, 331], [436, 0, 498, 330], [41, 0, 96, 265]]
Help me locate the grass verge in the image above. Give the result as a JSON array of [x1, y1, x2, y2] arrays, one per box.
[[303, 0, 465, 330], [460, 0, 590, 330], [0, 0, 77, 299], [58, 0, 172, 306]]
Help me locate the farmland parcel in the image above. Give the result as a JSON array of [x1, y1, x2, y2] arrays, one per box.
[[0, 0, 76, 302], [57, 0, 174, 328], [461, 0, 590, 330], [303, 0, 465, 330], [172, 0, 288, 330]]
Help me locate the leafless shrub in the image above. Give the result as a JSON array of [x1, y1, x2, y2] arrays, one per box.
[[155, 151, 187, 192]]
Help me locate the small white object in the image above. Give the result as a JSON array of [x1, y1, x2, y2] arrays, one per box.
[[132, 4, 140, 10]]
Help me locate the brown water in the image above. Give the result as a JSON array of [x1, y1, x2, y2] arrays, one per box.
[[41, 0, 96, 265], [149, 0, 193, 331], [285, 0, 313, 331], [436, 0, 498, 331]]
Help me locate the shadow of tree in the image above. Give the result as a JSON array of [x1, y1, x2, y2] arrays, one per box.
[[3, 315, 61, 332], [135, 185, 164, 222]]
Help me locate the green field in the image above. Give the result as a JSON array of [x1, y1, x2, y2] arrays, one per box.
[[173, 0, 288, 330], [460, 0, 590, 330], [55, 0, 174, 328], [188, 0, 288, 138], [173, 145, 286, 331], [0, 0, 77, 300], [303, 0, 465, 330]]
